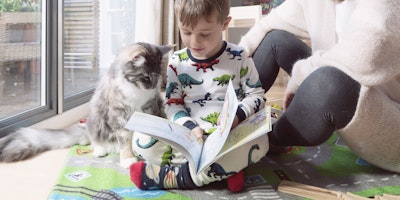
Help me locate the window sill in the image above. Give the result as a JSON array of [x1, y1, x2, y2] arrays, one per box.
[[31, 103, 89, 129]]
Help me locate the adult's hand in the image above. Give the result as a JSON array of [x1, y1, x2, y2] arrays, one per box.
[[283, 92, 295, 110]]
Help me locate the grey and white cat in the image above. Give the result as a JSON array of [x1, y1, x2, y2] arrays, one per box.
[[0, 42, 172, 168]]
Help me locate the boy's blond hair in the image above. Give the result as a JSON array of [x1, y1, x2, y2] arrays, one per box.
[[174, 0, 230, 28]]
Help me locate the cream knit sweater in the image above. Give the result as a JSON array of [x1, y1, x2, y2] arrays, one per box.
[[239, 0, 400, 172]]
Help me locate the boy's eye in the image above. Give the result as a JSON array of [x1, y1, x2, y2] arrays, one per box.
[[200, 33, 210, 37]]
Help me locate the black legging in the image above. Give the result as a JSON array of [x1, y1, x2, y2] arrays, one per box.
[[252, 30, 361, 146]]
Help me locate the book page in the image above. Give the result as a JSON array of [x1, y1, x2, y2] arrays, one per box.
[[197, 81, 239, 174], [125, 112, 203, 171], [218, 106, 271, 157], [197, 106, 272, 174]]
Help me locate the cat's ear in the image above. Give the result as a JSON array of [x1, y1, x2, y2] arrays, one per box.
[[133, 55, 146, 66], [159, 44, 176, 56]]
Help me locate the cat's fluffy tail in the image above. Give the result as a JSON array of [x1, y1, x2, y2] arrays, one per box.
[[0, 125, 89, 162]]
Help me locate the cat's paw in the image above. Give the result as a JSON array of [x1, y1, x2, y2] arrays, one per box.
[[120, 157, 139, 169], [92, 147, 107, 157]]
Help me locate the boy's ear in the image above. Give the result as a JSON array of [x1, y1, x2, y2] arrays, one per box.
[[223, 16, 232, 31]]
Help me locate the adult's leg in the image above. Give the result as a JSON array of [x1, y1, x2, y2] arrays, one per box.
[[269, 67, 361, 146], [252, 30, 311, 91]]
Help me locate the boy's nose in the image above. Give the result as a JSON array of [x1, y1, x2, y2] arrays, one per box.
[[190, 35, 201, 45]]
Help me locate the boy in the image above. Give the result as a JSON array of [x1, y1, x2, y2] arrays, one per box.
[[130, 0, 269, 192]]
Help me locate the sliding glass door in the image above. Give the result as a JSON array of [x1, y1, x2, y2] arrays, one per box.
[[0, 0, 136, 136]]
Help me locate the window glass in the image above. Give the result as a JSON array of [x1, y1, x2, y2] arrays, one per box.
[[0, 0, 43, 120], [63, 0, 136, 97], [63, 0, 99, 97]]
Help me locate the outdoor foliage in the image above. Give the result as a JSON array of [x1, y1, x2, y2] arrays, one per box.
[[0, 0, 39, 12]]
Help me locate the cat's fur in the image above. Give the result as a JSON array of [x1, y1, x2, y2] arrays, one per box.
[[0, 42, 172, 168]]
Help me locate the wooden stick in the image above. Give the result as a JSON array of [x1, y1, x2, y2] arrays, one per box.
[[343, 192, 370, 200], [278, 180, 344, 200], [377, 194, 400, 200], [278, 180, 400, 200]]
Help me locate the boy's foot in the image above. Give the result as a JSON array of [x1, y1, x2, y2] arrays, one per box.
[[227, 170, 244, 192], [130, 161, 197, 190]]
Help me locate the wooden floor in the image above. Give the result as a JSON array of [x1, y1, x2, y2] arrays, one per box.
[[0, 82, 286, 200], [0, 149, 70, 199]]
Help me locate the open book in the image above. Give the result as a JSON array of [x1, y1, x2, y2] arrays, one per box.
[[125, 81, 272, 174]]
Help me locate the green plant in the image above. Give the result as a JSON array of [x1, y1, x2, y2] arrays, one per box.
[[0, 0, 22, 12], [0, 0, 39, 12]]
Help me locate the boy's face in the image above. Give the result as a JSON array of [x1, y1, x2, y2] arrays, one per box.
[[179, 11, 230, 60]]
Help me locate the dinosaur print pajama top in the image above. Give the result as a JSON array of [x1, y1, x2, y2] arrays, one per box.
[[165, 41, 265, 132]]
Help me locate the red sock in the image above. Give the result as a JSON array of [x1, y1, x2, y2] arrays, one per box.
[[130, 161, 145, 189], [227, 170, 244, 193]]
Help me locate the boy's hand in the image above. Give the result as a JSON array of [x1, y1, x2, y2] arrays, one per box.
[[217, 115, 239, 129], [231, 116, 239, 129], [191, 126, 204, 141]]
